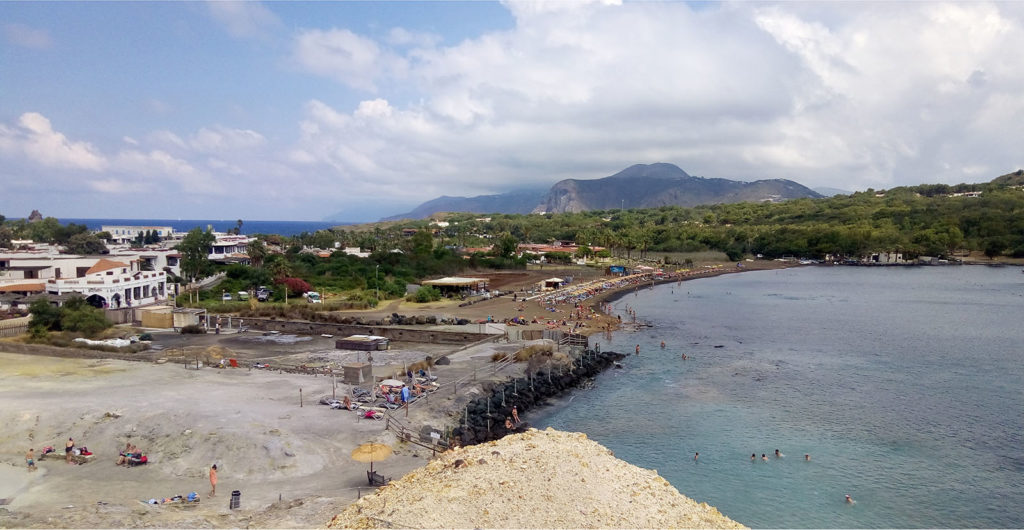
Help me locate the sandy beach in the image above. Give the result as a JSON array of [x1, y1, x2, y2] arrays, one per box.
[[0, 261, 788, 528]]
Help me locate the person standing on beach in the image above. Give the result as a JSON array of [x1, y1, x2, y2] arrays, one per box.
[[65, 437, 74, 464], [26, 448, 36, 471], [209, 464, 218, 497]]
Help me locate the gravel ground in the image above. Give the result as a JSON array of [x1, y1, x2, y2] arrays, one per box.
[[329, 428, 746, 529]]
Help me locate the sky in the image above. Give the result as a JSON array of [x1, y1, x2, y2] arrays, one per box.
[[2, 1, 1023, 222]]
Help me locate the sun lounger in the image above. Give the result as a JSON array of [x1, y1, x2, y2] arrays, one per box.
[[367, 470, 391, 486]]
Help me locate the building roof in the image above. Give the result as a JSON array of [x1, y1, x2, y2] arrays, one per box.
[[0, 282, 45, 293], [86, 258, 129, 275], [422, 277, 489, 287]]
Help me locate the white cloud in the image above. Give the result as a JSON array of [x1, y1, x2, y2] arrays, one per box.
[[3, 23, 53, 49], [206, 1, 282, 39], [292, 28, 408, 91], [0, 112, 107, 171], [190, 126, 266, 153], [386, 27, 441, 48], [7, 2, 1024, 221]]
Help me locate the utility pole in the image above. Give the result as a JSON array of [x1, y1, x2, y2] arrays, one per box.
[[375, 264, 379, 301]]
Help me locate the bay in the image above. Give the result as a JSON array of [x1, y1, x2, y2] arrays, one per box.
[[532, 265, 1024, 528]]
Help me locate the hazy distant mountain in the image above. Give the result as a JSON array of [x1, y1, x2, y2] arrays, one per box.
[[380, 188, 548, 221], [534, 163, 822, 213], [991, 169, 1024, 186], [813, 187, 852, 197], [373, 163, 822, 220]]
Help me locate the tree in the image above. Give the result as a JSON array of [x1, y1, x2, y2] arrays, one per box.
[[410, 230, 434, 257], [278, 277, 312, 296], [247, 238, 267, 268], [233, 219, 244, 235], [29, 298, 62, 332], [63, 233, 108, 255], [177, 228, 215, 282], [492, 232, 519, 258]]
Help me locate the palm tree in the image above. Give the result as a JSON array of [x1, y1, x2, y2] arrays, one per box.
[[247, 238, 267, 268]]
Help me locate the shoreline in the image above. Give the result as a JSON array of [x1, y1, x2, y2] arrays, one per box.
[[0, 261, 791, 528]]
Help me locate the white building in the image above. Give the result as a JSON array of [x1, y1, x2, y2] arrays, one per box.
[[101, 225, 176, 244], [208, 234, 252, 264], [1, 248, 180, 309], [44, 258, 167, 308]]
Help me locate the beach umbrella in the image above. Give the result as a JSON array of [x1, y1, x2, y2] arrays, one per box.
[[379, 379, 404, 387], [351, 442, 392, 473]]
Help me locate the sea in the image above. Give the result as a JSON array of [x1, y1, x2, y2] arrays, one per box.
[[532, 265, 1024, 528], [59, 218, 342, 237]]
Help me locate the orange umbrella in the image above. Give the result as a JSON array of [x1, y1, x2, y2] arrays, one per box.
[[351, 442, 392, 473]]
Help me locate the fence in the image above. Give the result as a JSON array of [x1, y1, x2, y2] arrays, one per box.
[[104, 307, 138, 325], [0, 316, 30, 337]]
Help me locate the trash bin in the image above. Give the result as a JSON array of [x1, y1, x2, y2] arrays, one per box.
[[229, 490, 241, 510]]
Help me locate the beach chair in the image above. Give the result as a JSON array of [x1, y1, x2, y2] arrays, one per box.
[[367, 470, 391, 486]]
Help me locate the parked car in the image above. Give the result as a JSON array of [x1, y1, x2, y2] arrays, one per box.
[[237, 291, 250, 301], [221, 292, 232, 301], [256, 287, 272, 302], [305, 291, 322, 304]]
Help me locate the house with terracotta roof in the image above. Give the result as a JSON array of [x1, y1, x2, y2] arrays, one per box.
[[44, 258, 167, 309]]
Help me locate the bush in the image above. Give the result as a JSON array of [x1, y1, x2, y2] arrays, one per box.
[[29, 296, 112, 338], [61, 306, 113, 337], [412, 285, 442, 303], [180, 324, 206, 334]]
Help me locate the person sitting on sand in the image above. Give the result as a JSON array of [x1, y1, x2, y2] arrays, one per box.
[[511, 406, 521, 425], [26, 448, 36, 471], [342, 395, 354, 410]]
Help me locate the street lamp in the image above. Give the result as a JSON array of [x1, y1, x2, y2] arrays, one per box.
[[375, 264, 379, 301]]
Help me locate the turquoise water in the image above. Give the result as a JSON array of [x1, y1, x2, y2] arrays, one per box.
[[532, 266, 1024, 528]]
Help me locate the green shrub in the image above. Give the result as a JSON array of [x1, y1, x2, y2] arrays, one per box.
[[412, 285, 442, 303]]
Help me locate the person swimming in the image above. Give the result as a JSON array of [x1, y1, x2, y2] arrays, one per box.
[[761, 453, 768, 461], [751, 453, 756, 461], [775, 449, 783, 458], [845, 494, 855, 504]]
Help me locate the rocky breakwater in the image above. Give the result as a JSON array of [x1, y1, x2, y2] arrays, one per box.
[[451, 349, 625, 446], [329, 428, 745, 529]]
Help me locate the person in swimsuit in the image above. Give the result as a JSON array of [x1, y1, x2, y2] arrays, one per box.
[[26, 448, 36, 471], [65, 438, 74, 464], [209, 464, 218, 497]]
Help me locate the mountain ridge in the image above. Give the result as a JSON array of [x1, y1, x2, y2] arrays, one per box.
[[374, 163, 822, 220]]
